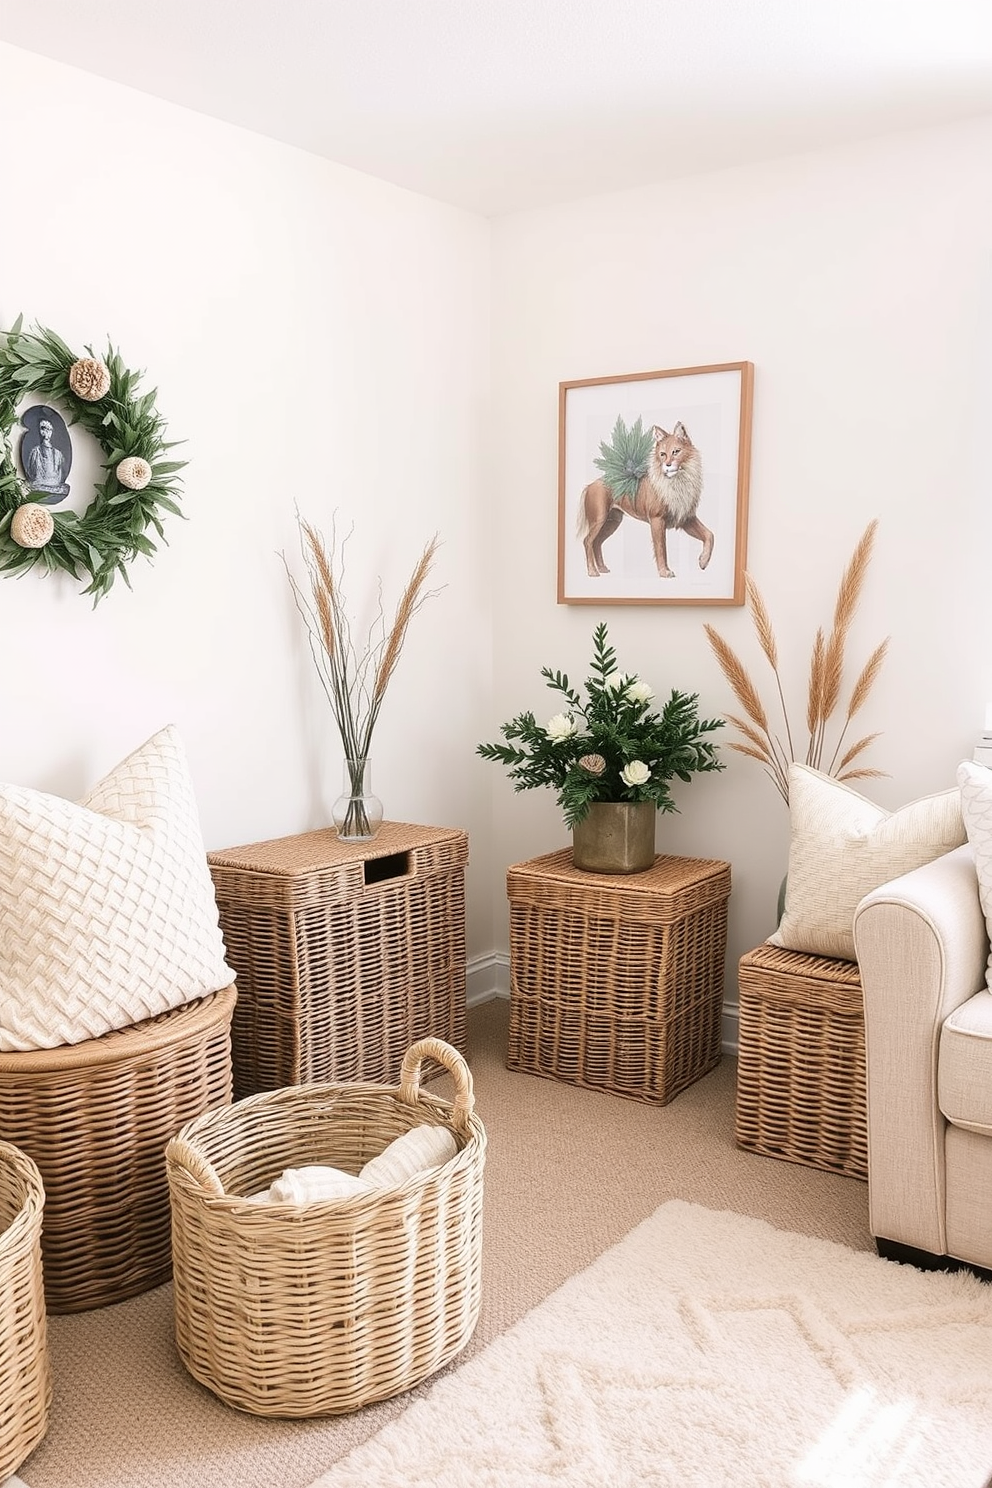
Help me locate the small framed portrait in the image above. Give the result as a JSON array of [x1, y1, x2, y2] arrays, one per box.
[[557, 362, 753, 606], [19, 403, 72, 504]]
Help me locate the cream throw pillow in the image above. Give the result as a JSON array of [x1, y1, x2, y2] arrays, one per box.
[[0, 725, 234, 1051], [770, 763, 965, 961], [956, 759, 992, 993]]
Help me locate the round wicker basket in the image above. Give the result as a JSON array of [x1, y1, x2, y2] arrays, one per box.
[[0, 1141, 50, 1480], [0, 985, 237, 1313], [167, 1036, 487, 1417]]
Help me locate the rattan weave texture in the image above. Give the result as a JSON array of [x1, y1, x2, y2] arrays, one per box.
[[167, 1036, 486, 1418], [0, 985, 236, 1312], [506, 850, 731, 1104], [207, 822, 469, 1097], [0, 1142, 49, 1481], [736, 941, 867, 1181]]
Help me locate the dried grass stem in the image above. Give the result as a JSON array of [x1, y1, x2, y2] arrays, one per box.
[[285, 511, 441, 768], [706, 520, 888, 803]]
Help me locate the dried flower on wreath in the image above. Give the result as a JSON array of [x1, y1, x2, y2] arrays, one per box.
[[704, 518, 889, 805], [68, 357, 111, 401], [116, 455, 152, 491], [10, 503, 54, 549]]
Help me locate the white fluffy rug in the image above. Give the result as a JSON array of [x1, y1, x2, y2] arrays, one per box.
[[310, 1201, 992, 1488]]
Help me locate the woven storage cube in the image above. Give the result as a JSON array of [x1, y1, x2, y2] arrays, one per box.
[[736, 941, 867, 1180], [0, 1142, 50, 1481], [166, 1036, 486, 1418], [0, 985, 236, 1313], [207, 822, 469, 1098], [506, 849, 731, 1104]]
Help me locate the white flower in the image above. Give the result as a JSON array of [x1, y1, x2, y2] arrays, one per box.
[[544, 712, 577, 742], [602, 674, 630, 693], [621, 760, 651, 787], [625, 679, 655, 705], [10, 502, 54, 549], [116, 455, 152, 490]]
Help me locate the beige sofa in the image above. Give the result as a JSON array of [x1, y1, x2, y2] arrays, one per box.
[[853, 843, 992, 1274]]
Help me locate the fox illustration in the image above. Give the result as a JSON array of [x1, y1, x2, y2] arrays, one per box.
[[577, 422, 711, 579]]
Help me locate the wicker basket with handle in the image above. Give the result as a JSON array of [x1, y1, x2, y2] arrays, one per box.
[[0, 1141, 50, 1481], [166, 1036, 487, 1417]]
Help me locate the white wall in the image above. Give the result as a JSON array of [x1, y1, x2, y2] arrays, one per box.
[[0, 42, 496, 962], [5, 36, 992, 1030], [489, 116, 992, 1023]]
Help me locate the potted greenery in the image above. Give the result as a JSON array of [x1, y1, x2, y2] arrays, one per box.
[[477, 622, 725, 873]]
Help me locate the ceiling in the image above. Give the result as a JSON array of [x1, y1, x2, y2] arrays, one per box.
[[1, 0, 991, 216]]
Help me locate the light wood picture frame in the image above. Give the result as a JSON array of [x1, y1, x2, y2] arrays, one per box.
[[557, 361, 753, 606]]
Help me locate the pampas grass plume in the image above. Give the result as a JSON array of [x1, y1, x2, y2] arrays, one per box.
[[706, 520, 888, 804], [285, 512, 441, 767]]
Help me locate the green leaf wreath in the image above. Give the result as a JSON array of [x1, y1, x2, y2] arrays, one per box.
[[0, 317, 186, 602], [477, 622, 725, 827], [592, 414, 653, 499]]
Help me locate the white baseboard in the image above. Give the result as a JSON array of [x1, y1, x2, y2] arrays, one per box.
[[466, 952, 509, 1007], [466, 952, 740, 1054]]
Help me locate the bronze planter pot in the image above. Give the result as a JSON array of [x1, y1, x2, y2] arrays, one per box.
[[571, 801, 656, 875]]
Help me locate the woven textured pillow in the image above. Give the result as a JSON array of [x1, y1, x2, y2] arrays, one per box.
[[0, 725, 234, 1051], [956, 759, 992, 992], [769, 763, 965, 961]]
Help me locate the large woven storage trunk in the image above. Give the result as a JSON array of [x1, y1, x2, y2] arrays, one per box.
[[0, 986, 236, 1312], [736, 940, 867, 1180], [0, 1142, 49, 1481], [506, 849, 731, 1104], [207, 822, 469, 1098], [167, 1037, 486, 1418]]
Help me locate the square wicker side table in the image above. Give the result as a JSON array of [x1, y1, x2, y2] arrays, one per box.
[[506, 849, 731, 1105], [735, 940, 867, 1181], [207, 822, 469, 1098]]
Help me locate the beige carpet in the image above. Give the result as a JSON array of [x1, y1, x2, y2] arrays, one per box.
[[15, 998, 872, 1488], [311, 1199, 992, 1488]]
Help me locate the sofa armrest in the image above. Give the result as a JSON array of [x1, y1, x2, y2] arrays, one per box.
[[853, 843, 987, 1254]]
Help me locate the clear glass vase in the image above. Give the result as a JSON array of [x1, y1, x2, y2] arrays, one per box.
[[332, 758, 384, 842]]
